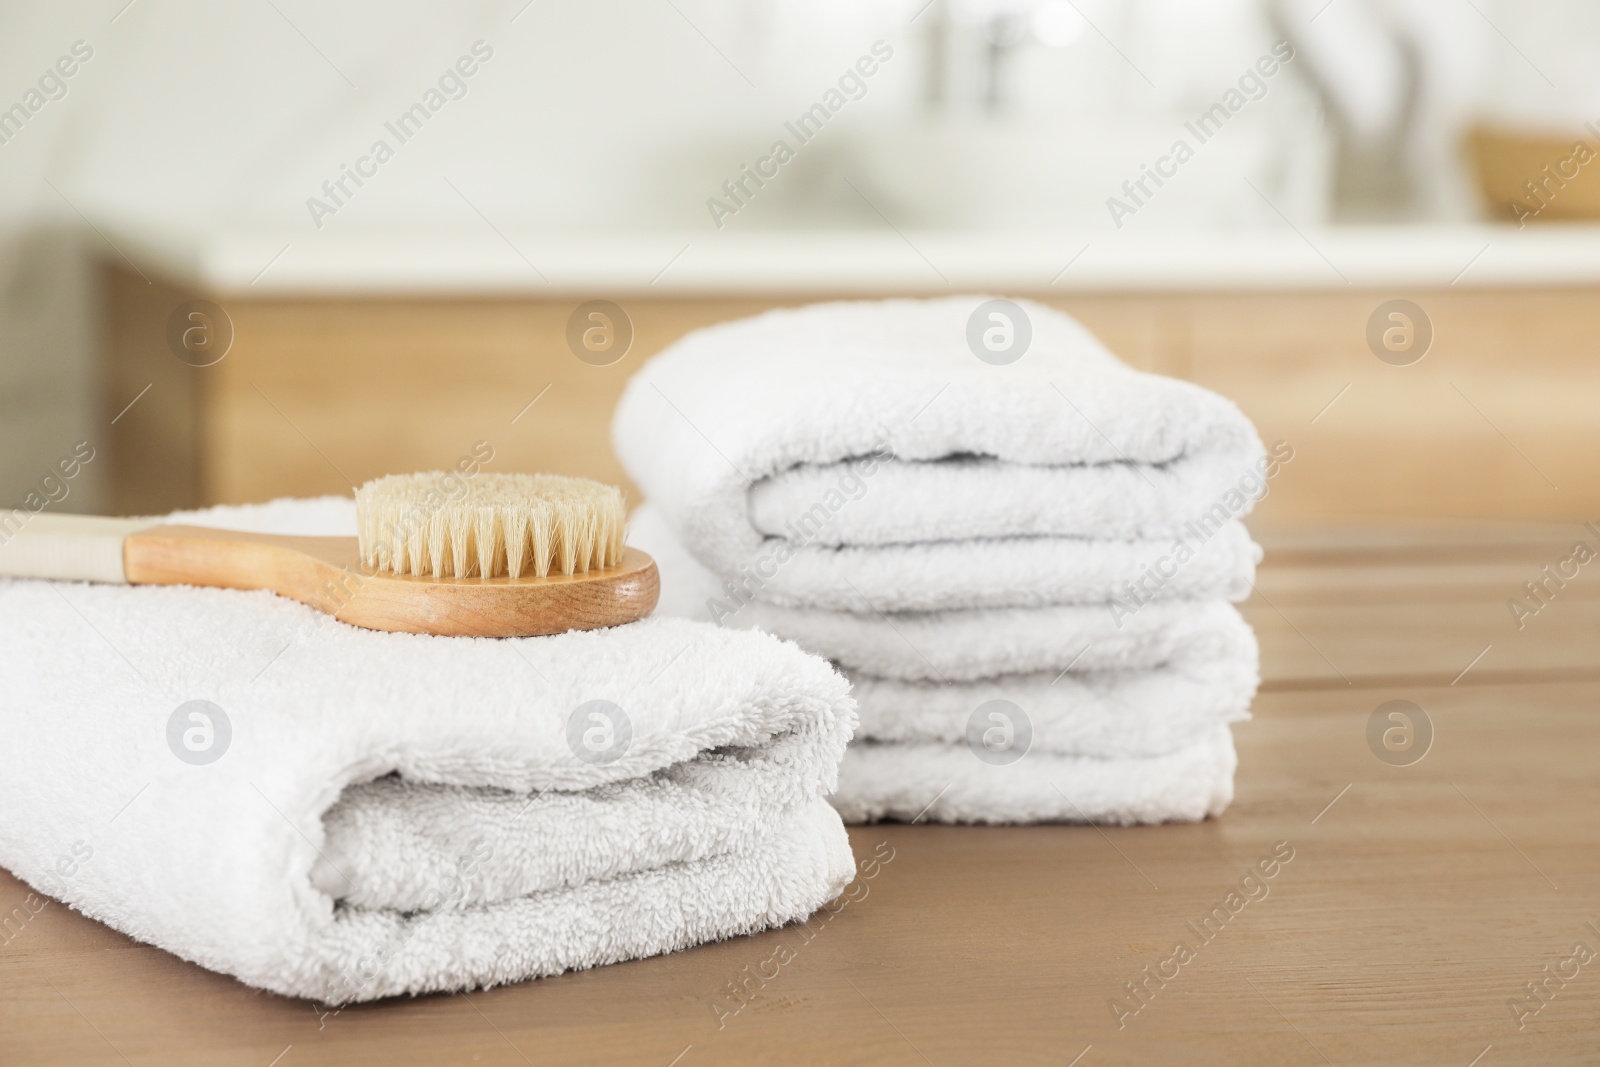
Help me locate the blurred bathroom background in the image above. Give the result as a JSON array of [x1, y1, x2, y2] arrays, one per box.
[[3, 0, 1598, 525]]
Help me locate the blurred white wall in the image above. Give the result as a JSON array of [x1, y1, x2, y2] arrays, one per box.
[[3, 0, 1599, 509], [8, 0, 1593, 240], [2, 0, 923, 236]]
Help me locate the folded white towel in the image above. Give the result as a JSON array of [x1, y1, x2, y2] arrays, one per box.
[[847, 672, 1247, 761], [630, 506, 1252, 823], [640, 502, 1254, 684], [612, 296, 1268, 612], [836, 726, 1237, 825], [0, 498, 857, 1003]]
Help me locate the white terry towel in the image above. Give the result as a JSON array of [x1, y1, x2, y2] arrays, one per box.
[[635, 503, 1256, 755], [612, 296, 1268, 613], [836, 728, 1237, 825], [0, 498, 856, 1003], [631, 505, 1250, 824]]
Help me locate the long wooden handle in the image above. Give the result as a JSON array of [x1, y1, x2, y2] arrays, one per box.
[[123, 525, 659, 637], [0, 516, 659, 636], [0, 513, 156, 583]]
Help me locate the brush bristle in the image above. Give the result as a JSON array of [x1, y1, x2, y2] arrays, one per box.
[[354, 472, 627, 579]]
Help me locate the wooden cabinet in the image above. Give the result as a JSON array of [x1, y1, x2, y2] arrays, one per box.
[[103, 264, 1599, 522]]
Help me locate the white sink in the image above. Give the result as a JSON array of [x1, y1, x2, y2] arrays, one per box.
[[845, 114, 1329, 231]]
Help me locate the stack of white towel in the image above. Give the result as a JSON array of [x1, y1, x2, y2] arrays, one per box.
[[617, 296, 1271, 824]]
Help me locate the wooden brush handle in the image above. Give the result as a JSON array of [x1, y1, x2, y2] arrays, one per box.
[[0, 513, 155, 582], [124, 525, 659, 636], [0, 514, 659, 637]]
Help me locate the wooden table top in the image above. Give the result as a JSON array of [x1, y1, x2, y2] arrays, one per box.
[[4, 521, 1597, 1065]]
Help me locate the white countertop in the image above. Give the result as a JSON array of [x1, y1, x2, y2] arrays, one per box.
[[106, 223, 1600, 295]]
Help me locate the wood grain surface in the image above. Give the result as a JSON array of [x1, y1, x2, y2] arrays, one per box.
[[2, 522, 1596, 1065]]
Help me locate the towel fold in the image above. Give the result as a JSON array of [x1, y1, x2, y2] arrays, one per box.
[[0, 498, 857, 1003], [630, 506, 1254, 821], [836, 726, 1237, 825], [612, 296, 1267, 613], [634, 503, 1257, 760], [847, 673, 1247, 761]]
